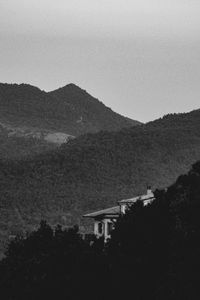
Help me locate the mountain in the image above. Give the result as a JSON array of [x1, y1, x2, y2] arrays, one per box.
[[0, 83, 140, 158], [0, 108, 200, 257], [48, 84, 141, 134]]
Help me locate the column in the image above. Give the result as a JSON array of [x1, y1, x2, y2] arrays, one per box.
[[104, 220, 108, 241], [94, 221, 98, 236]]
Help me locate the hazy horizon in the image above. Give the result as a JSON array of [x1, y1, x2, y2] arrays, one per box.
[[1, 0, 200, 122]]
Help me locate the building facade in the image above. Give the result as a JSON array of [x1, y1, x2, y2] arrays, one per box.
[[83, 187, 155, 241]]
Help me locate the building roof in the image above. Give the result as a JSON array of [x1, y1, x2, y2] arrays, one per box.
[[119, 192, 154, 204], [83, 206, 120, 218], [83, 190, 155, 219]]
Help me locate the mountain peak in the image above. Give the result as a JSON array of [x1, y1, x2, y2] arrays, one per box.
[[0, 82, 42, 92], [0, 81, 140, 140], [65, 83, 81, 89], [52, 83, 85, 94]]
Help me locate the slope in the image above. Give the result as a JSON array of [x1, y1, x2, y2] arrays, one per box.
[[0, 108, 200, 249], [0, 83, 140, 134], [0, 83, 140, 159]]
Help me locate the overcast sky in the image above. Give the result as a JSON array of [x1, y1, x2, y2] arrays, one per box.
[[0, 0, 200, 122]]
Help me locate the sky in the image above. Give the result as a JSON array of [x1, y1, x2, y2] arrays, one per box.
[[0, 0, 200, 122]]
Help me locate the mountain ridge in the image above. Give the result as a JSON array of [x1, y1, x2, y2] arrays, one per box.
[[0, 108, 199, 240], [1, 82, 200, 257], [0, 82, 140, 159]]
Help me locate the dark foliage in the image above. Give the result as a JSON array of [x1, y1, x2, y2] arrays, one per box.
[[0, 221, 108, 300], [1, 162, 200, 299], [0, 107, 200, 253]]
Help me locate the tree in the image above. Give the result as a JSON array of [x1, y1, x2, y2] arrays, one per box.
[[107, 197, 174, 298]]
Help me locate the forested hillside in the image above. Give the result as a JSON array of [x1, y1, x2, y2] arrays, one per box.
[[0, 83, 139, 159], [0, 83, 139, 135], [1, 162, 200, 299], [0, 108, 200, 255]]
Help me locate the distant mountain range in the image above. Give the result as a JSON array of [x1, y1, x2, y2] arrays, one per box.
[[0, 83, 140, 158], [0, 107, 200, 257]]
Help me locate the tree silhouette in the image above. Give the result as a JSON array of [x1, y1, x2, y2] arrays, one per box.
[[2, 162, 200, 299]]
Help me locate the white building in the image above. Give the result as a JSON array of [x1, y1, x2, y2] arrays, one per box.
[[83, 187, 154, 241]]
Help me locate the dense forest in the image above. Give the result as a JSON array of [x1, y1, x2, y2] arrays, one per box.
[[0, 109, 200, 256], [1, 161, 200, 299], [0, 83, 139, 137], [0, 83, 139, 160]]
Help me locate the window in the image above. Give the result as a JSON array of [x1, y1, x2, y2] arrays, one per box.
[[98, 222, 103, 234], [107, 222, 113, 236]]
